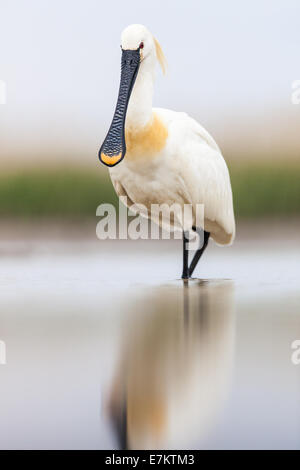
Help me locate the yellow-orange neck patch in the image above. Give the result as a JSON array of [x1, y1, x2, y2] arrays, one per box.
[[125, 113, 168, 160]]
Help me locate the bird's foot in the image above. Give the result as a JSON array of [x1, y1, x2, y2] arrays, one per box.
[[181, 269, 190, 280]]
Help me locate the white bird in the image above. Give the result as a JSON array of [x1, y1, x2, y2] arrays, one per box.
[[99, 24, 235, 278]]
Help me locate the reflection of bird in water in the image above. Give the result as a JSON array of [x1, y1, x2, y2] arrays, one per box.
[[107, 281, 235, 449]]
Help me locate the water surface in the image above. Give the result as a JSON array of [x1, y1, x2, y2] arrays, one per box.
[[0, 234, 299, 449]]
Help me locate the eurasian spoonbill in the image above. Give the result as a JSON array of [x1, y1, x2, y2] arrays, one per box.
[[99, 24, 235, 279]]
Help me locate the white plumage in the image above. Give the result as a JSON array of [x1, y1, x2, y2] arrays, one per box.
[[110, 106, 235, 245], [100, 24, 235, 277], [108, 24, 235, 245]]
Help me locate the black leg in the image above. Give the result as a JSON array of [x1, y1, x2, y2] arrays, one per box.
[[181, 231, 189, 279], [188, 229, 210, 278]]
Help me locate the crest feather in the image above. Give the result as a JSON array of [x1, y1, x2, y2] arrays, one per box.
[[153, 37, 167, 74]]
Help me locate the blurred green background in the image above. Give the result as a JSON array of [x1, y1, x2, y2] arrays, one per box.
[[0, 160, 299, 220]]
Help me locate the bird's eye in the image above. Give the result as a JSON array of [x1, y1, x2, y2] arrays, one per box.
[[139, 42, 144, 49]]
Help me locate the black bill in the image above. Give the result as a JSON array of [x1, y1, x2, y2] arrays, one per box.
[[99, 48, 140, 167]]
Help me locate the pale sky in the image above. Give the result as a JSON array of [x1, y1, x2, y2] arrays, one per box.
[[0, 0, 299, 164]]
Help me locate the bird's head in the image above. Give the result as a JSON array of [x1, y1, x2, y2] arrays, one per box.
[[121, 24, 166, 71], [99, 24, 166, 167]]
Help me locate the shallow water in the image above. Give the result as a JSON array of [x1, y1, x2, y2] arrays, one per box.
[[0, 235, 299, 449]]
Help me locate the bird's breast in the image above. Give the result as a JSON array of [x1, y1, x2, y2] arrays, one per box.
[[125, 113, 168, 161]]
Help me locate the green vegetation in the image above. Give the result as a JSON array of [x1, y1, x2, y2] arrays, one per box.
[[0, 168, 118, 218], [230, 162, 300, 217], [0, 163, 299, 219]]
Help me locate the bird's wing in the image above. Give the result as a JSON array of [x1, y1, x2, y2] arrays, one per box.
[[161, 111, 235, 244], [154, 107, 221, 152], [190, 121, 235, 244]]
